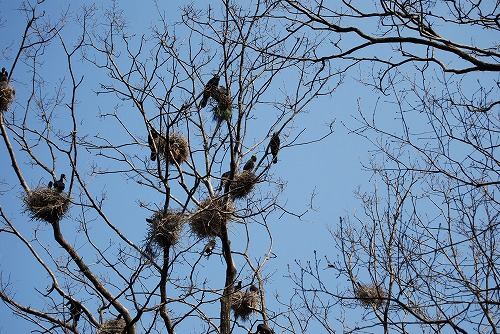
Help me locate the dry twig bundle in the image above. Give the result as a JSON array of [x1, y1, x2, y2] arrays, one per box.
[[146, 210, 185, 248], [212, 86, 232, 122], [354, 283, 387, 308], [0, 82, 15, 111], [23, 187, 70, 224], [97, 317, 127, 334], [230, 171, 258, 199], [189, 198, 234, 238], [154, 132, 189, 165], [231, 290, 260, 321]]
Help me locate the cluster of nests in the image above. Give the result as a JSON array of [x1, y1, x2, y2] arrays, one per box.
[[148, 129, 189, 164], [354, 283, 387, 308], [231, 287, 260, 321], [200, 74, 233, 122], [23, 184, 70, 224], [96, 317, 128, 334], [0, 67, 15, 112]]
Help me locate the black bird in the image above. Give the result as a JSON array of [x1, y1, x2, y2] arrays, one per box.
[[217, 170, 231, 192], [200, 74, 220, 108], [257, 324, 274, 334], [234, 280, 242, 291], [48, 181, 53, 189], [54, 174, 66, 193], [249, 284, 259, 292], [147, 128, 159, 161], [203, 238, 216, 257], [268, 132, 280, 164], [66, 299, 82, 325], [0, 68, 8, 82], [243, 154, 257, 172]]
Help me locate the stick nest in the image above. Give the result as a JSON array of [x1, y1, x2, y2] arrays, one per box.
[[231, 290, 260, 321], [23, 187, 70, 224], [0, 82, 15, 111], [155, 132, 189, 165], [97, 317, 127, 334], [189, 198, 234, 238], [146, 210, 186, 248], [354, 284, 387, 308], [230, 171, 258, 199], [212, 87, 232, 122]]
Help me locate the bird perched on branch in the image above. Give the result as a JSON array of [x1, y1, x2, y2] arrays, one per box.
[[257, 323, 274, 334], [48, 181, 53, 189], [66, 299, 82, 325], [268, 132, 280, 164], [147, 128, 160, 161], [200, 74, 220, 108], [0, 68, 8, 82], [218, 170, 231, 192], [203, 238, 216, 257], [54, 174, 66, 193], [243, 154, 257, 172]]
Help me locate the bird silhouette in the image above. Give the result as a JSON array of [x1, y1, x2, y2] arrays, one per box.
[[203, 238, 216, 257], [48, 181, 53, 189], [234, 280, 242, 291], [218, 170, 231, 192], [243, 154, 257, 171], [200, 74, 220, 108], [257, 324, 274, 334], [268, 132, 280, 164], [54, 174, 66, 193], [148, 128, 160, 161], [0, 68, 8, 82]]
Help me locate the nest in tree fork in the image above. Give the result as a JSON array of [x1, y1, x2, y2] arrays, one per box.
[[147, 210, 186, 248], [230, 171, 258, 199], [155, 132, 189, 165], [189, 198, 234, 238], [23, 187, 70, 224], [97, 317, 127, 334], [231, 290, 260, 321], [354, 283, 387, 308], [0, 82, 15, 111]]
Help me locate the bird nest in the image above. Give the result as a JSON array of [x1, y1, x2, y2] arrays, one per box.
[[23, 187, 70, 224], [231, 290, 260, 321], [354, 284, 387, 308], [155, 132, 189, 165], [146, 210, 186, 248], [212, 87, 232, 122], [97, 317, 127, 334], [189, 198, 234, 238], [0, 83, 15, 111], [230, 171, 258, 199]]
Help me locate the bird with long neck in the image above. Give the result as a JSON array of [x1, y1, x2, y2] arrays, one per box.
[[54, 174, 66, 193]]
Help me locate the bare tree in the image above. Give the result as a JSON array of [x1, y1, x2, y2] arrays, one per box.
[[274, 0, 500, 333], [0, 1, 335, 334]]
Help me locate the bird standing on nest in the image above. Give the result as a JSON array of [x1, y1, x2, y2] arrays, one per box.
[[48, 181, 53, 189], [243, 154, 257, 171], [0, 68, 8, 82], [217, 170, 231, 192], [54, 174, 66, 193], [234, 280, 242, 291], [200, 74, 220, 108], [147, 128, 160, 161], [268, 132, 280, 164], [256, 323, 274, 334]]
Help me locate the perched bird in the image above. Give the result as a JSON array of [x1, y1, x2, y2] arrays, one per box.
[[0, 68, 8, 82], [203, 238, 216, 257], [54, 174, 66, 193], [147, 128, 160, 161], [217, 171, 231, 192], [257, 323, 274, 334], [66, 299, 82, 325], [268, 132, 280, 164], [48, 181, 53, 189], [200, 74, 220, 108], [243, 154, 257, 172], [234, 280, 242, 291], [249, 284, 259, 292]]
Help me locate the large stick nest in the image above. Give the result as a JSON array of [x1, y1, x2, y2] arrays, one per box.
[[189, 198, 234, 238], [23, 187, 71, 224], [230, 171, 258, 199], [97, 317, 127, 334], [154, 132, 190, 165], [231, 290, 260, 321], [354, 283, 387, 308], [146, 210, 186, 248], [0, 82, 15, 111]]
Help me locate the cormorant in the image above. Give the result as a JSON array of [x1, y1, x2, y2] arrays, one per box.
[[218, 171, 230, 192], [48, 181, 53, 189], [0, 68, 8, 82], [147, 128, 160, 161], [203, 238, 216, 257], [257, 323, 274, 334], [200, 74, 220, 108], [66, 299, 82, 325], [243, 154, 257, 171], [54, 174, 66, 193], [268, 132, 280, 164], [234, 280, 242, 291]]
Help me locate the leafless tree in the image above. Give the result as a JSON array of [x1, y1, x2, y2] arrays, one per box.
[[0, 1, 335, 334]]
